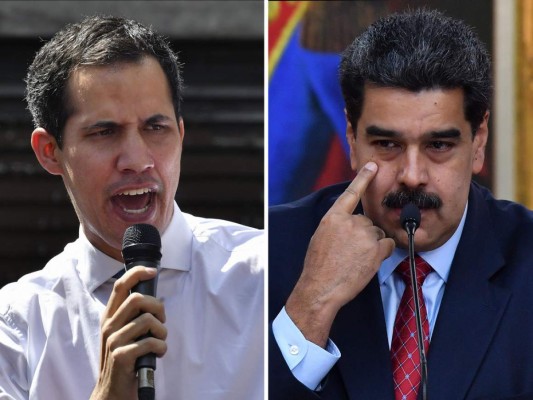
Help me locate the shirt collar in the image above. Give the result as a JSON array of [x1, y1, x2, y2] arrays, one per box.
[[77, 201, 193, 293], [160, 202, 193, 272], [378, 202, 468, 284]]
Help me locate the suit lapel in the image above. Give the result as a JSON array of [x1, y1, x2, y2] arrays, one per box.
[[427, 186, 511, 399], [331, 277, 395, 400]]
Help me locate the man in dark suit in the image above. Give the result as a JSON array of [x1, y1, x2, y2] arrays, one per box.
[[269, 9, 533, 400]]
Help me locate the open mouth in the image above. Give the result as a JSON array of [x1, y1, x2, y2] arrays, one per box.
[[112, 188, 154, 214]]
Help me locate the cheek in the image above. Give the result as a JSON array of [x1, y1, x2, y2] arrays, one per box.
[[62, 160, 86, 188], [362, 169, 392, 208], [434, 159, 471, 189], [159, 150, 182, 186], [65, 156, 112, 204], [370, 162, 397, 190], [428, 168, 471, 218], [353, 145, 374, 165]]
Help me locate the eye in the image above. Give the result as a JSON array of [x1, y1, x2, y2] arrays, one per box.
[[373, 140, 400, 149], [93, 129, 114, 137], [428, 141, 454, 151], [147, 124, 167, 132]]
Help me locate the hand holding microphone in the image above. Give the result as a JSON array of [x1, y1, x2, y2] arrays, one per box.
[[91, 224, 166, 400]]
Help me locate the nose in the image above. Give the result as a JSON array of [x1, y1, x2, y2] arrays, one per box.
[[116, 130, 154, 173], [397, 146, 428, 189]]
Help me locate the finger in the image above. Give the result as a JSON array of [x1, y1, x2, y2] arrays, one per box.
[[109, 337, 168, 369], [131, 336, 168, 358], [126, 313, 168, 341], [110, 293, 166, 331], [373, 226, 386, 240], [106, 266, 158, 318], [330, 161, 378, 214], [107, 313, 167, 351], [352, 214, 373, 224], [378, 237, 395, 261], [102, 302, 166, 356]]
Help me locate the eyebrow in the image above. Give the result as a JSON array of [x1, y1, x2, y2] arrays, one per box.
[[426, 129, 461, 139], [366, 126, 399, 138], [82, 114, 173, 131], [366, 125, 461, 139], [145, 114, 173, 125], [82, 120, 118, 132]]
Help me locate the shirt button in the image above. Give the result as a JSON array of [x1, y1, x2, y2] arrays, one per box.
[[289, 345, 299, 355]]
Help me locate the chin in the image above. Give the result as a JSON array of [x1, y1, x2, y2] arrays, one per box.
[[393, 237, 410, 251], [412, 234, 437, 252], [386, 226, 407, 248]]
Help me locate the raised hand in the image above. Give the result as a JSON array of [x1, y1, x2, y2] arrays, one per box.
[[285, 162, 395, 348]]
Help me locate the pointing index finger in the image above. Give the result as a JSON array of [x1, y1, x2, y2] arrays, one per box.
[[331, 161, 378, 214]]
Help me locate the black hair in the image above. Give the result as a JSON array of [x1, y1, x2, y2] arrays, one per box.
[[25, 15, 183, 147], [340, 9, 492, 135]]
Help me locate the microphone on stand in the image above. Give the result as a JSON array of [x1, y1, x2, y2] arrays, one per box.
[[400, 203, 428, 400], [122, 223, 162, 400]]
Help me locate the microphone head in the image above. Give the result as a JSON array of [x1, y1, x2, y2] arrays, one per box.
[[400, 203, 421, 230], [122, 224, 162, 263], [122, 223, 161, 249]]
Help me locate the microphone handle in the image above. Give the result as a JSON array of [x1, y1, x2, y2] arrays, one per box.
[[406, 222, 428, 400], [125, 259, 159, 400]]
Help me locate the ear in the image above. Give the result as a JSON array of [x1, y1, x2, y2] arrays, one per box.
[[30, 128, 64, 176], [472, 111, 489, 175], [344, 109, 357, 171], [178, 117, 185, 142]]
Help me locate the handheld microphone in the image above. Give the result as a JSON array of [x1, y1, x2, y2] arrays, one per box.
[[122, 224, 162, 400], [400, 203, 428, 400]]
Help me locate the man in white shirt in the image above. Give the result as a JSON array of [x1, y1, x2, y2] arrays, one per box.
[[0, 16, 263, 400], [270, 9, 533, 400]]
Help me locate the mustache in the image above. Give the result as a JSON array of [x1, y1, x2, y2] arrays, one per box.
[[107, 176, 162, 196], [381, 189, 442, 209]]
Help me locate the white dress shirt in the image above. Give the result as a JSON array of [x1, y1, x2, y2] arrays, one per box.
[[272, 205, 467, 390], [0, 202, 264, 400]]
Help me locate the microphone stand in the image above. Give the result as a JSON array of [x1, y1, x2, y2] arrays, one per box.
[[405, 217, 428, 400]]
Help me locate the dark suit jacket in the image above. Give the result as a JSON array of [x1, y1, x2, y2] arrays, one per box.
[[269, 182, 533, 400]]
